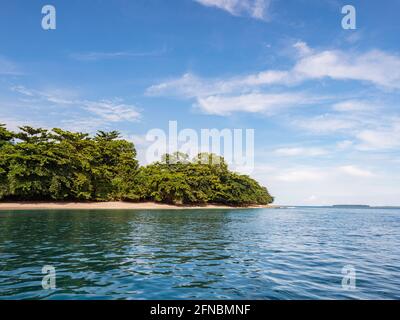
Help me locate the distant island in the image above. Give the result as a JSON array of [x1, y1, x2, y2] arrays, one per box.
[[331, 205, 400, 209], [332, 205, 371, 208], [0, 124, 273, 207]]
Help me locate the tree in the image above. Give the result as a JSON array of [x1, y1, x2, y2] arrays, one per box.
[[0, 125, 15, 198], [161, 151, 190, 165], [0, 125, 273, 206], [132, 152, 273, 206], [0, 124, 14, 147]]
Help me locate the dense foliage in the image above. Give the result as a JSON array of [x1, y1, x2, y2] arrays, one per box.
[[0, 125, 273, 206]]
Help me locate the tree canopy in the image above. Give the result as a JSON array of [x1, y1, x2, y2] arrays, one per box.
[[0, 125, 273, 206]]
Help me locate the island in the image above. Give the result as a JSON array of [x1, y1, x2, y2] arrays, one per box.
[[332, 205, 371, 209], [0, 124, 274, 208]]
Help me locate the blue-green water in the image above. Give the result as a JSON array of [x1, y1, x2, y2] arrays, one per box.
[[0, 208, 399, 300]]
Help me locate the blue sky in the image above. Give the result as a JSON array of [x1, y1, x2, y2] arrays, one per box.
[[1, 0, 400, 205]]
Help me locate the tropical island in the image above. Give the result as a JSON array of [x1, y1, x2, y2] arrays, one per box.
[[0, 124, 273, 209]]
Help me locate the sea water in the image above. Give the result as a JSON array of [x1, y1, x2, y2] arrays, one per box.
[[0, 208, 399, 299]]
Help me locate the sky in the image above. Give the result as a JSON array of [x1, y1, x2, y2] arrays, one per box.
[[1, 0, 400, 206]]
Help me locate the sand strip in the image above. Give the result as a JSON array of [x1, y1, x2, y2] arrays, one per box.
[[0, 201, 277, 211]]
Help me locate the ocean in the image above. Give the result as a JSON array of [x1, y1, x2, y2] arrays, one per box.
[[0, 207, 399, 299]]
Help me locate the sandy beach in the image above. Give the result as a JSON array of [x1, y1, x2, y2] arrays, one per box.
[[0, 201, 276, 211]]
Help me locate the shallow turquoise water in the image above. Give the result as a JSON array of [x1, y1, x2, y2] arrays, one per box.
[[0, 208, 399, 299]]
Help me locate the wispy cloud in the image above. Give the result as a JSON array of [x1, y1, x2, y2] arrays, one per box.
[[0, 56, 22, 75], [194, 0, 271, 20], [146, 41, 400, 155], [70, 47, 167, 61], [10, 85, 141, 123], [356, 124, 400, 151], [338, 165, 375, 178], [147, 42, 400, 101], [292, 111, 400, 152], [263, 163, 385, 205], [332, 100, 377, 112], [11, 85, 79, 104], [83, 99, 141, 122], [274, 147, 329, 157], [276, 168, 326, 182], [0, 117, 46, 132], [194, 92, 319, 115], [293, 114, 361, 134], [146, 71, 293, 98]]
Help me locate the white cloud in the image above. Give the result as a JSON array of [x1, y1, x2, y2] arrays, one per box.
[[0, 117, 46, 132], [336, 140, 354, 150], [194, 0, 271, 20], [293, 49, 400, 89], [268, 174, 395, 206], [82, 100, 141, 122], [147, 73, 220, 98], [293, 114, 359, 134], [11, 85, 79, 105], [148, 43, 400, 102], [356, 125, 400, 150], [332, 100, 377, 112], [10, 85, 141, 123], [146, 71, 294, 99], [0, 56, 21, 75], [306, 195, 318, 203], [70, 47, 167, 61], [60, 118, 110, 133], [293, 112, 400, 152], [293, 41, 313, 57], [11, 85, 35, 96], [274, 147, 328, 157], [276, 168, 326, 182], [195, 92, 314, 115], [256, 163, 392, 205], [145, 43, 400, 156], [338, 165, 374, 178]]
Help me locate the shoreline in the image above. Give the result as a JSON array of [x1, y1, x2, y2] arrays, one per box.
[[0, 201, 278, 211]]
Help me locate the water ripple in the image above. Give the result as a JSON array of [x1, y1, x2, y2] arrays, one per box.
[[0, 208, 399, 299]]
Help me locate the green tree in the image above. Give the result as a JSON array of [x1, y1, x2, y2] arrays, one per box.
[[0, 125, 273, 206], [0, 125, 15, 198]]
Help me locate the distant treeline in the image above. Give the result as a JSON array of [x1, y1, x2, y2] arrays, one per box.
[[0, 124, 273, 206]]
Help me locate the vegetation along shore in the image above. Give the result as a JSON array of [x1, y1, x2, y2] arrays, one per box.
[[0, 125, 273, 207]]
